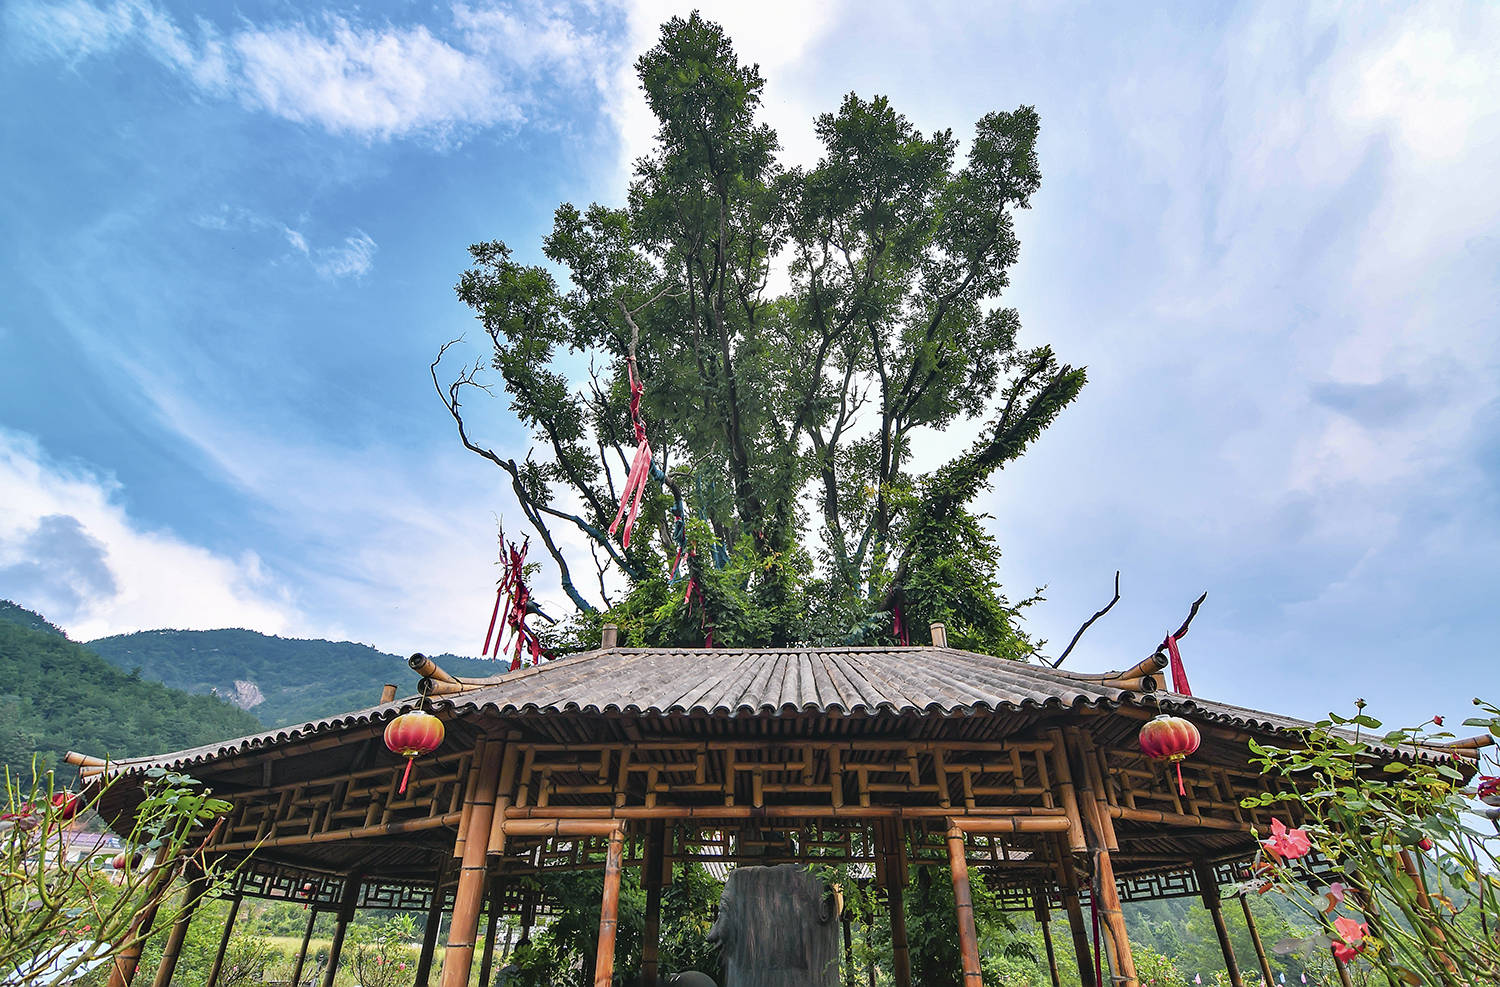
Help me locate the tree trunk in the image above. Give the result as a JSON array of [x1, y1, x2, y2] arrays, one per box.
[[709, 865, 840, 987]]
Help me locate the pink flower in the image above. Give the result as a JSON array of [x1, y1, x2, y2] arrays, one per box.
[[1262, 818, 1312, 860], [1433, 715, 1444, 726], [1332, 916, 1368, 963], [1316, 882, 1347, 913]]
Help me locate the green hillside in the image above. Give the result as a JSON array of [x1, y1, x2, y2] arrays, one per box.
[[85, 628, 510, 728], [0, 603, 263, 783]]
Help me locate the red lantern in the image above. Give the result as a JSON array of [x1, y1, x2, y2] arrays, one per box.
[[384, 710, 445, 794], [52, 792, 80, 821], [1139, 713, 1201, 796], [1478, 776, 1500, 807], [111, 852, 133, 871]]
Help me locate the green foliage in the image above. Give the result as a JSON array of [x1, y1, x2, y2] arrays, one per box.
[[0, 604, 262, 783], [442, 13, 1083, 649], [1, 765, 233, 987], [1242, 699, 1500, 985], [83, 625, 505, 729], [347, 913, 419, 987]]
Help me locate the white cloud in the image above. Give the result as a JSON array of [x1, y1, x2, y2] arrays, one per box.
[[0, 429, 301, 640], [283, 226, 378, 280], [6, 0, 619, 144]]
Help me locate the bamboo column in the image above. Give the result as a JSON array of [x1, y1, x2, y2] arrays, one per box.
[[320, 872, 362, 987], [877, 820, 912, 987], [440, 739, 503, 987], [1239, 894, 1275, 986], [843, 911, 855, 987], [1195, 862, 1243, 987], [1331, 946, 1355, 987], [477, 877, 505, 987], [593, 826, 626, 987], [1034, 886, 1062, 987], [414, 864, 448, 987], [107, 862, 176, 987], [1068, 728, 1138, 987], [1053, 838, 1096, 987], [204, 893, 243, 987], [642, 821, 666, 987], [288, 908, 317, 987], [945, 821, 984, 986], [150, 868, 208, 987]]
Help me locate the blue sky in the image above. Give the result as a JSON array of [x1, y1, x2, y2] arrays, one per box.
[[2, 0, 1497, 730]]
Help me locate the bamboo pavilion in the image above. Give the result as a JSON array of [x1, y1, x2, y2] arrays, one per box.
[[67, 623, 1487, 987]]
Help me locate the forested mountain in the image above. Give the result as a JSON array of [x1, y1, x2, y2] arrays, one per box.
[[0, 603, 263, 783], [85, 628, 507, 729]]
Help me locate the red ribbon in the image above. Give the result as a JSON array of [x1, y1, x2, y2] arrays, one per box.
[[1163, 634, 1192, 696], [608, 360, 652, 548], [893, 604, 908, 646]]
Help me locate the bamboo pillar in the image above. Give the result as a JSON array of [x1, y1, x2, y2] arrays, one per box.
[[204, 893, 243, 987], [881, 821, 912, 987], [1034, 887, 1062, 987], [1195, 863, 1243, 987], [1053, 838, 1096, 987], [289, 908, 317, 987], [1399, 849, 1454, 971], [1068, 729, 1137, 987], [440, 739, 503, 987], [642, 821, 666, 987], [945, 822, 984, 986], [1239, 894, 1274, 986], [843, 911, 855, 987], [107, 862, 176, 987], [150, 868, 208, 987], [321, 873, 362, 987], [477, 877, 504, 987], [593, 826, 626, 987], [414, 865, 448, 987]]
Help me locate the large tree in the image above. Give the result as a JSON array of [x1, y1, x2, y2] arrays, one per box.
[[438, 13, 1084, 653]]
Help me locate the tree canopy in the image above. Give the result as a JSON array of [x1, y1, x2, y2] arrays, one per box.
[[440, 13, 1084, 653]]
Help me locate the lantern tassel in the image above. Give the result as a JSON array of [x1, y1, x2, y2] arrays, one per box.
[[399, 757, 415, 795], [1176, 760, 1186, 797]]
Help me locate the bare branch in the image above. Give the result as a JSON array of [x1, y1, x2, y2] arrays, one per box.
[[1049, 571, 1121, 669], [1167, 592, 1208, 643]]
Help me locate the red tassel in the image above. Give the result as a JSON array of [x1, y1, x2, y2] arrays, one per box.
[[1176, 760, 1186, 797], [481, 588, 503, 656], [1163, 634, 1192, 696], [399, 757, 414, 794]]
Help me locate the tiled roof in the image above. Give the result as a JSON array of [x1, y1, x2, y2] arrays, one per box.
[[75, 646, 1444, 774]]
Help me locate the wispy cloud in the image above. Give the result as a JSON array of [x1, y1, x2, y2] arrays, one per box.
[[6, 0, 620, 144]]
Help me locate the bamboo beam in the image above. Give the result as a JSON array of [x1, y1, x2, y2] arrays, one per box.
[[593, 826, 626, 987], [1108, 805, 1250, 832], [440, 739, 503, 987], [945, 821, 984, 986], [204, 893, 242, 987], [321, 873, 361, 987], [150, 868, 207, 987], [210, 810, 464, 853], [949, 816, 1071, 835], [1240, 894, 1275, 987], [288, 908, 317, 987], [1195, 862, 1243, 987]]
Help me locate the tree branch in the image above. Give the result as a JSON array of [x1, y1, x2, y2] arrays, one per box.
[[1048, 571, 1121, 669]]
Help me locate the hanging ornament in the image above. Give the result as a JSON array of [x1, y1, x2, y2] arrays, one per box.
[[1139, 713, 1202, 796], [384, 710, 445, 795], [479, 529, 547, 670], [608, 358, 652, 549], [1478, 775, 1500, 807]]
